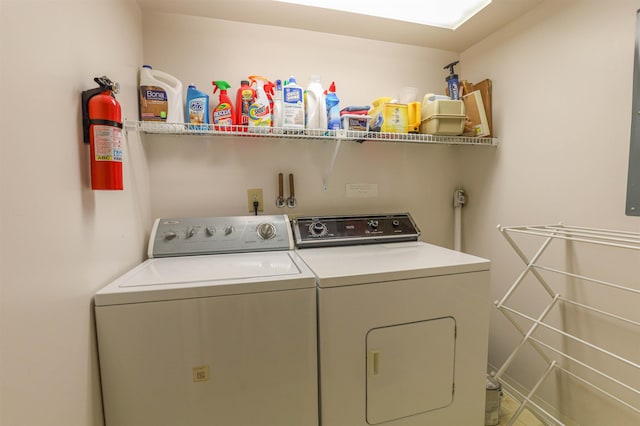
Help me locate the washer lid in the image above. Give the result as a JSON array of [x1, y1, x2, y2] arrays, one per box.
[[295, 241, 490, 288], [95, 251, 315, 306]]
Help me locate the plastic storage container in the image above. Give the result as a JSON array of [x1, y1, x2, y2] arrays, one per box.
[[419, 98, 465, 135], [341, 114, 370, 131]]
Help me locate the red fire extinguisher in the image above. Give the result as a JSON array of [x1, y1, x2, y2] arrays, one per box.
[[82, 76, 123, 190]]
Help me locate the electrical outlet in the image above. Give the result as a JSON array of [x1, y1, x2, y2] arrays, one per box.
[[247, 188, 264, 213]]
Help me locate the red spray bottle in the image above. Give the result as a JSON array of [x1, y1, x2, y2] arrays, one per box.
[[212, 80, 235, 131]]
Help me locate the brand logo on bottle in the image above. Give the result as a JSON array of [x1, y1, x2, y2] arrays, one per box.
[[284, 88, 302, 103], [189, 99, 204, 112], [145, 89, 167, 101]]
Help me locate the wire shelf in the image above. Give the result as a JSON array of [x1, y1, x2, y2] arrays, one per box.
[[125, 120, 498, 146]]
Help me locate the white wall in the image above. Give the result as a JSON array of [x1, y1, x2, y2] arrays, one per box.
[[140, 13, 468, 248], [460, 0, 640, 424], [0, 1, 145, 425]]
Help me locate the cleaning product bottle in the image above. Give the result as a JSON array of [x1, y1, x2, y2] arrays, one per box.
[[139, 65, 184, 123], [444, 60, 460, 100], [306, 74, 327, 130], [248, 76, 271, 128], [235, 80, 255, 128], [212, 80, 235, 130], [282, 76, 305, 130], [272, 79, 284, 129], [185, 84, 209, 130], [263, 80, 276, 126], [325, 81, 341, 130]]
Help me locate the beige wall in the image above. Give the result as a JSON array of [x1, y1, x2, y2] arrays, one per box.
[[460, 0, 640, 424], [0, 1, 146, 425], [140, 12, 466, 248]]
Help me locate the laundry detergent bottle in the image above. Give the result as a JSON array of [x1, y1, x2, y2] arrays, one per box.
[[139, 65, 184, 123], [185, 84, 209, 130], [212, 80, 235, 130], [305, 74, 327, 130], [248, 75, 271, 128], [283, 76, 304, 130]]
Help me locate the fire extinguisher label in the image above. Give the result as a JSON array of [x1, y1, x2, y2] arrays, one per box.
[[93, 125, 123, 162]]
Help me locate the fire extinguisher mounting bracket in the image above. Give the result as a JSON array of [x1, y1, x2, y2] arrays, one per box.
[[81, 76, 120, 144]]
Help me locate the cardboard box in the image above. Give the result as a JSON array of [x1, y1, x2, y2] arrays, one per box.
[[462, 90, 490, 137]]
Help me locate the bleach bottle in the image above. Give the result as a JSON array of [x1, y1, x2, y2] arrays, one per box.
[[326, 81, 341, 130], [185, 84, 209, 130], [306, 74, 327, 130], [139, 65, 184, 123], [212, 80, 235, 131], [248, 76, 271, 128]]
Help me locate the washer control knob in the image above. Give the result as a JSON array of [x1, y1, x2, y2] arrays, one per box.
[[205, 226, 215, 237], [186, 227, 197, 238], [224, 225, 234, 236], [257, 223, 277, 240], [310, 222, 328, 236], [164, 231, 177, 241], [367, 220, 379, 230]]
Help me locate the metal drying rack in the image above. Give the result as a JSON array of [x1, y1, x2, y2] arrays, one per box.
[[493, 223, 640, 425]]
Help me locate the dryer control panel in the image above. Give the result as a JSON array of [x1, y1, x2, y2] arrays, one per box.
[[292, 213, 420, 248], [148, 214, 294, 258]]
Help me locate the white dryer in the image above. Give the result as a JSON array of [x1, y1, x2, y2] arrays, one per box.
[[291, 213, 491, 426], [95, 215, 318, 426]]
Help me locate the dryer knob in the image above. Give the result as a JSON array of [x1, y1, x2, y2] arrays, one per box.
[[311, 222, 327, 236], [164, 231, 177, 241], [205, 226, 215, 237], [257, 223, 277, 240], [186, 227, 197, 238], [224, 225, 234, 236], [367, 220, 379, 230]]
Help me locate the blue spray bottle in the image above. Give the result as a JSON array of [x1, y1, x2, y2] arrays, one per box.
[[444, 61, 460, 100]]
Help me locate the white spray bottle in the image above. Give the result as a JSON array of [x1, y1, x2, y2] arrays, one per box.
[[248, 75, 271, 127]]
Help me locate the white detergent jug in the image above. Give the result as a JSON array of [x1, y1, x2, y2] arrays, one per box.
[[305, 74, 326, 130], [139, 65, 184, 123]]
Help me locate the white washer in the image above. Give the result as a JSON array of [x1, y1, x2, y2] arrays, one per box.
[[291, 213, 491, 426], [95, 215, 318, 426]]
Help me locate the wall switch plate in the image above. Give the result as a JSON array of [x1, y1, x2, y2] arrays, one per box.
[[247, 188, 264, 212]]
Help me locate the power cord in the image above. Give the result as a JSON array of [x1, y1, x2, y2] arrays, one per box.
[[253, 198, 259, 216]]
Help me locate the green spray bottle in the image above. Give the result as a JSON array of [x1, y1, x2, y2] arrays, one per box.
[[212, 80, 235, 130]]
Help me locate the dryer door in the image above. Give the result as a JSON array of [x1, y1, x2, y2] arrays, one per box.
[[366, 317, 456, 424]]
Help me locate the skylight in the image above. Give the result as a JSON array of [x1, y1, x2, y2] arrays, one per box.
[[272, 0, 493, 30]]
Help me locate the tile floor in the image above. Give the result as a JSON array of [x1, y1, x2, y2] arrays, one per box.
[[497, 393, 547, 426]]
